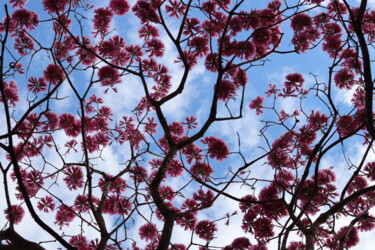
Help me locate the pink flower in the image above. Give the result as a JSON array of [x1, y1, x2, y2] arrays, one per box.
[[327, 1, 348, 18], [169, 122, 184, 136], [109, 0, 130, 15], [74, 195, 99, 213], [175, 50, 198, 69], [351, 87, 365, 108], [297, 125, 316, 145], [94, 133, 110, 146], [53, 14, 72, 34], [65, 120, 81, 138], [347, 176, 368, 194], [103, 195, 132, 215], [249, 96, 265, 115], [224, 237, 251, 250], [183, 17, 201, 36], [190, 162, 213, 182], [189, 36, 209, 57], [43, 0, 69, 14], [132, 0, 160, 24], [25, 170, 44, 192], [99, 40, 117, 58], [193, 189, 214, 208], [93, 8, 113, 37], [337, 226, 359, 248], [63, 166, 84, 190], [37, 196, 56, 212], [181, 198, 198, 212], [14, 32, 34, 55], [235, 41, 255, 60], [264, 84, 277, 97], [139, 23, 159, 40], [4, 205, 25, 224], [43, 64, 64, 85], [11, 8, 38, 30], [27, 77, 47, 93], [216, 80, 238, 101], [98, 175, 127, 193], [195, 220, 217, 241], [322, 37, 342, 58], [59, 113, 75, 129], [314, 12, 330, 27], [228, 16, 243, 36], [232, 68, 248, 86], [146, 38, 165, 57], [76, 37, 97, 66], [126, 44, 144, 59], [253, 217, 274, 240], [176, 212, 197, 230], [202, 136, 229, 161], [182, 142, 203, 164], [139, 223, 158, 241], [170, 243, 186, 250], [285, 73, 304, 88], [323, 22, 342, 40], [357, 218, 375, 232], [144, 117, 158, 134], [159, 185, 175, 201], [308, 110, 329, 130], [268, 0, 281, 9], [0, 80, 19, 106], [288, 241, 306, 250], [167, 160, 184, 177], [334, 68, 355, 89], [165, 0, 186, 18], [42, 111, 60, 130], [291, 13, 312, 31], [182, 116, 198, 130], [55, 205, 75, 229], [336, 115, 360, 137], [69, 235, 88, 249], [239, 194, 257, 213], [365, 162, 375, 181], [98, 65, 121, 87], [9, 0, 29, 8], [130, 165, 148, 183]]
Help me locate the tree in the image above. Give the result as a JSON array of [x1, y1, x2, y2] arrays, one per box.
[[1, 0, 375, 249]]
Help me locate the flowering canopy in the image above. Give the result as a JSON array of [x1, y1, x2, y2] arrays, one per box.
[[1, 0, 375, 249]]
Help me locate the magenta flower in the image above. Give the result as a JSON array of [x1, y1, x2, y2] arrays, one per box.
[[249, 96, 265, 115], [139, 223, 158, 241], [195, 220, 217, 241], [4, 205, 25, 224]]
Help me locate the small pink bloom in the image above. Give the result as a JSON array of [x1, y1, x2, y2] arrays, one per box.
[[43, 64, 64, 85], [55, 205, 75, 229], [202, 136, 229, 161], [190, 162, 213, 182], [98, 65, 121, 87], [4, 205, 24, 224], [109, 0, 130, 15], [249, 96, 265, 115], [37, 196, 56, 212], [139, 223, 158, 241], [63, 166, 84, 190], [195, 220, 217, 241]]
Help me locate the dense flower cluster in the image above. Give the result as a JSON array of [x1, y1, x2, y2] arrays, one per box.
[[201, 136, 229, 161], [139, 223, 158, 241], [195, 220, 217, 241]]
